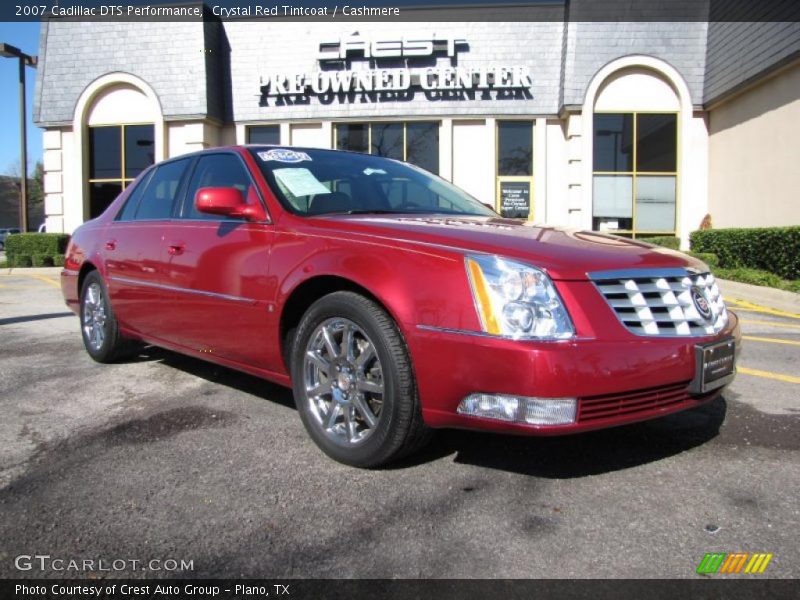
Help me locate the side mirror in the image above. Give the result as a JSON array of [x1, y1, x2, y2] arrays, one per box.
[[195, 187, 266, 221]]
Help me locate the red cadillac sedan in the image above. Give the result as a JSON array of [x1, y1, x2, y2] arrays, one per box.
[[61, 146, 739, 467]]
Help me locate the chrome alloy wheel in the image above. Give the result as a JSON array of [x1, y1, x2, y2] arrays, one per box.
[[82, 282, 107, 351], [303, 317, 384, 446]]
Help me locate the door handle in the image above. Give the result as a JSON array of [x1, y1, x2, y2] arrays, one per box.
[[167, 242, 185, 256], [105, 240, 116, 251]]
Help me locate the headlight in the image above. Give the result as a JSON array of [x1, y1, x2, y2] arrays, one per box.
[[465, 254, 574, 340]]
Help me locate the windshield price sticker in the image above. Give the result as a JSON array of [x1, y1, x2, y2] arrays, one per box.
[[274, 168, 331, 197]]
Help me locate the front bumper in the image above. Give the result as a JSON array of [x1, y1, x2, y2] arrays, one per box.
[[406, 311, 740, 435]]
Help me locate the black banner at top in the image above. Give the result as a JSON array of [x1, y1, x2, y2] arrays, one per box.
[[2, 0, 800, 22]]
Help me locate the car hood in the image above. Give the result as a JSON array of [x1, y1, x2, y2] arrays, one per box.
[[311, 214, 707, 280]]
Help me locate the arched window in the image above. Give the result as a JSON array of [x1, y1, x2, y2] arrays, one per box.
[[592, 68, 680, 238], [74, 74, 164, 221], [85, 85, 156, 218]]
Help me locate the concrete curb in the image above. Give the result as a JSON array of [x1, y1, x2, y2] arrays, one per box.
[[717, 279, 800, 316], [0, 267, 63, 276]]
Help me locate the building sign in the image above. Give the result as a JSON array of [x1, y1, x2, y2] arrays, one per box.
[[499, 181, 531, 219], [260, 35, 532, 102], [318, 35, 468, 61]]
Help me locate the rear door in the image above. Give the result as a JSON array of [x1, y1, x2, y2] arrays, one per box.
[[157, 151, 275, 368], [103, 158, 191, 338]]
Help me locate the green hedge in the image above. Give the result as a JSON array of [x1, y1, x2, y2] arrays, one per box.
[[690, 227, 800, 280], [31, 254, 55, 267], [4, 233, 69, 269], [12, 255, 33, 268], [637, 236, 681, 250], [685, 251, 719, 269], [5, 233, 69, 258]]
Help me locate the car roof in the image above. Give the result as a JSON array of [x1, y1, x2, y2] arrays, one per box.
[[153, 145, 373, 167]]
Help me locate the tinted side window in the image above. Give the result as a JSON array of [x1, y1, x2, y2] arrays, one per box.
[[116, 170, 154, 221], [135, 159, 189, 220], [183, 154, 254, 220]]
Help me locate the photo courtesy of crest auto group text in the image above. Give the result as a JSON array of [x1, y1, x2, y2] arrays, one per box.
[[0, 0, 798, 598]]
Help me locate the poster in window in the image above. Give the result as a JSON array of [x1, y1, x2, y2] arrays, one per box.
[[500, 181, 530, 219]]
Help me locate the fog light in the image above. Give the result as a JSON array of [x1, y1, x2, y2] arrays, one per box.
[[523, 398, 577, 425], [457, 393, 519, 422], [457, 393, 577, 426]]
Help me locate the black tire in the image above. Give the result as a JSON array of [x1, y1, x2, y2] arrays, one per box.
[[291, 291, 431, 468], [79, 270, 137, 363]]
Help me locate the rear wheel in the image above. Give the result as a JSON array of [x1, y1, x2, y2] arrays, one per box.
[[80, 271, 137, 363], [291, 291, 430, 467]]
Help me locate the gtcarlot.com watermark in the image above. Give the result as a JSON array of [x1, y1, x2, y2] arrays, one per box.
[[14, 554, 194, 573]]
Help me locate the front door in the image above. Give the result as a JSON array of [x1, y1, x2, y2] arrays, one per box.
[[157, 152, 276, 369]]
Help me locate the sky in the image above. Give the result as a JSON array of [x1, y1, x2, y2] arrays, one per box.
[[0, 21, 41, 176]]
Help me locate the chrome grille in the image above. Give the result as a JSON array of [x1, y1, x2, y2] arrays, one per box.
[[590, 268, 729, 337]]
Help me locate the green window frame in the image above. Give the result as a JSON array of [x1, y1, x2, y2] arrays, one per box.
[[592, 112, 678, 238], [87, 123, 155, 218]]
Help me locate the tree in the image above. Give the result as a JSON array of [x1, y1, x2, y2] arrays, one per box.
[[30, 160, 45, 226], [3, 158, 44, 231]]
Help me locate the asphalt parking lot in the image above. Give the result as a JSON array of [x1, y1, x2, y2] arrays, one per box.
[[0, 272, 798, 579]]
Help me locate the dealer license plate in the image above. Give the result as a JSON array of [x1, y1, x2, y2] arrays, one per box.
[[691, 338, 736, 394]]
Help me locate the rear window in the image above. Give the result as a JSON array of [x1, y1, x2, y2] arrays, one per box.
[[116, 170, 155, 221], [133, 159, 190, 220]]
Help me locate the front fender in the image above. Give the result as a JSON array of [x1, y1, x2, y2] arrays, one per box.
[[273, 228, 481, 334]]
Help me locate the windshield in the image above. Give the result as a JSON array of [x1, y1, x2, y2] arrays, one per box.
[[248, 147, 497, 218]]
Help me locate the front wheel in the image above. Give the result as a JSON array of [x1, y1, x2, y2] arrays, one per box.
[[80, 271, 137, 363], [291, 291, 430, 467]]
